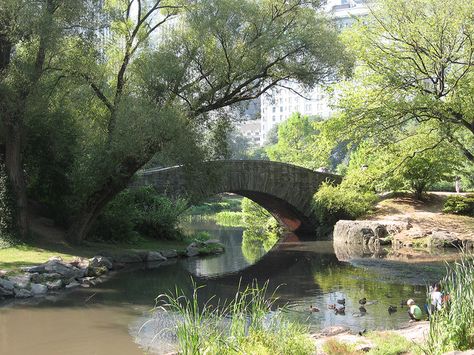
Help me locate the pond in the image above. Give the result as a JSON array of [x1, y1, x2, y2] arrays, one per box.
[[0, 220, 453, 355]]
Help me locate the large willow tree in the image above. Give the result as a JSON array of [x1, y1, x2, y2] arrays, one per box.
[[1, 0, 350, 243]]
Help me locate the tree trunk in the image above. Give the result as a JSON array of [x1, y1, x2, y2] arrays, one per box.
[[66, 157, 144, 244], [4, 120, 29, 239]]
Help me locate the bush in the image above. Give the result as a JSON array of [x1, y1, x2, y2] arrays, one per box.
[[90, 187, 188, 242], [313, 182, 378, 224], [442, 195, 474, 216]]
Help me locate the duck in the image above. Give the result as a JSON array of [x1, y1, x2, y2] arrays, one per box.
[[388, 305, 397, 313], [358, 328, 367, 336], [337, 298, 346, 305], [359, 306, 367, 313], [309, 305, 320, 313], [359, 297, 367, 305], [328, 304, 337, 310], [335, 306, 345, 315]]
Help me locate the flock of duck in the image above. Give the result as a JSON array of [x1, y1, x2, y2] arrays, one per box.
[[308, 297, 406, 316]]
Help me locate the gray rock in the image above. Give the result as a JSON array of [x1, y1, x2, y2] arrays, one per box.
[[89, 256, 113, 270], [334, 220, 410, 245], [186, 244, 201, 257], [46, 279, 63, 290], [22, 265, 47, 273], [146, 251, 167, 262], [9, 274, 31, 289], [0, 285, 14, 297], [65, 280, 80, 289], [0, 277, 15, 291], [48, 256, 63, 262], [14, 288, 32, 298], [113, 252, 142, 263], [44, 260, 85, 279], [161, 249, 178, 258], [430, 231, 462, 248], [87, 266, 108, 277], [70, 257, 90, 269], [203, 239, 221, 245], [30, 283, 48, 295]]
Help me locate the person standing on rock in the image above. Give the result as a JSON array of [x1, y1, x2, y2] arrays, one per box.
[[407, 299, 422, 322], [430, 283, 443, 316]]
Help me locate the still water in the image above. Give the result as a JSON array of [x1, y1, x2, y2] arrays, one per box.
[[0, 220, 450, 355]]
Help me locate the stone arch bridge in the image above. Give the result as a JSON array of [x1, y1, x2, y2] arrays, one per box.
[[132, 160, 341, 233]]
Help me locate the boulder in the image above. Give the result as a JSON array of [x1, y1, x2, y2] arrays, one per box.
[[30, 283, 48, 295], [8, 274, 31, 289], [89, 256, 113, 270], [113, 252, 142, 264], [44, 260, 86, 279], [0, 277, 15, 291], [65, 280, 80, 289], [334, 220, 411, 245], [146, 251, 167, 262], [46, 279, 63, 290], [161, 250, 178, 258], [70, 257, 90, 269], [0, 283, 14, 297], [186, 242, 201, 257], [48, 256, 63, 262], [87, 266, 108, 277], [14, 288, 32, 298], [430, 231, 462, 248]]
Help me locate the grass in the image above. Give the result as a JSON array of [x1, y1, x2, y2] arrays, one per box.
[[323, 339, 362, 355], [367, 332, 420, 355], [184, 195, 243, 216], [0, 237, 188, 271], [152, 281, 314, 355], [425, 251, 474, 354]]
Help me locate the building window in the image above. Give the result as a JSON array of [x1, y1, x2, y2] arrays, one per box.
[[280, 106, 283, 112], [272, 107, 276, 113]]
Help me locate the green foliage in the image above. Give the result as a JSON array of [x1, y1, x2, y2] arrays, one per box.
[[214, 211, 244, 227], [0, 162, 17, 248], [241, 198, 280, 263], [90, 187, 187, 242], [313, 182, 378, 223], [330, 0, 474, 165], [156, 281, 314, 355], [443, 195, 474, 216], [185, 196, 242, 216], [266, 113, 326, 169], [426, 253, 474, 354]]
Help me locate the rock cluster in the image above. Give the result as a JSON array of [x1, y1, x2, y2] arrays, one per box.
[[333, 220, 410, 247], [0, 241, 225, 301]]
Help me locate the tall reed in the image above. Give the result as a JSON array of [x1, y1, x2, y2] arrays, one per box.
[[155, 280, 314, 354], [426, 251, 474, 354]]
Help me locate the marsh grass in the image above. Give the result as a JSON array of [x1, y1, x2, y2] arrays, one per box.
[[425, 251, 474, 354], [154, 280, 314, 354]]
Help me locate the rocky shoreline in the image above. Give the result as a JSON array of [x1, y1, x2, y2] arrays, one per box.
[[333, 219, 474, 261], [0, 240, 224, 302]]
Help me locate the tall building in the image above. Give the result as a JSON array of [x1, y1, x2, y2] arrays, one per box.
[[259, 0, 369, 144]]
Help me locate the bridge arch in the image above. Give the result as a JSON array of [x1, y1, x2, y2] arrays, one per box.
[[132, 160, 341, 232]]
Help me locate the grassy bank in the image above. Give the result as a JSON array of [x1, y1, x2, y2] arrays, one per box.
[[0, 237, 188, 271]]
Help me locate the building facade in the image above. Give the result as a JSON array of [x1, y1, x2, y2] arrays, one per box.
[[259, 0, 369, 144]]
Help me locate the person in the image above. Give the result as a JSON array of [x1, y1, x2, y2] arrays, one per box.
[[430, 282, 443, 315], [455, 176, 461, 193], [407, 299, 422, 322]]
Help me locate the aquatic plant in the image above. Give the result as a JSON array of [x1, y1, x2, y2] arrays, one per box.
[[425, 251, 474, 354], [154, 280, 314, 354]]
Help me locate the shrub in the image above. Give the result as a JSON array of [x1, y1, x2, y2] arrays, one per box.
[[442, 195, 474, 216], [90, 187, 188, 242], [313, 182, 378, 224]]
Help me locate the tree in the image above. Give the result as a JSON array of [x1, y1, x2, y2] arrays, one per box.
[[0, 0, 97, 239], [266, 113, 323, 169], [327, 0, 474, 166], [63, 0, 350, 243]]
